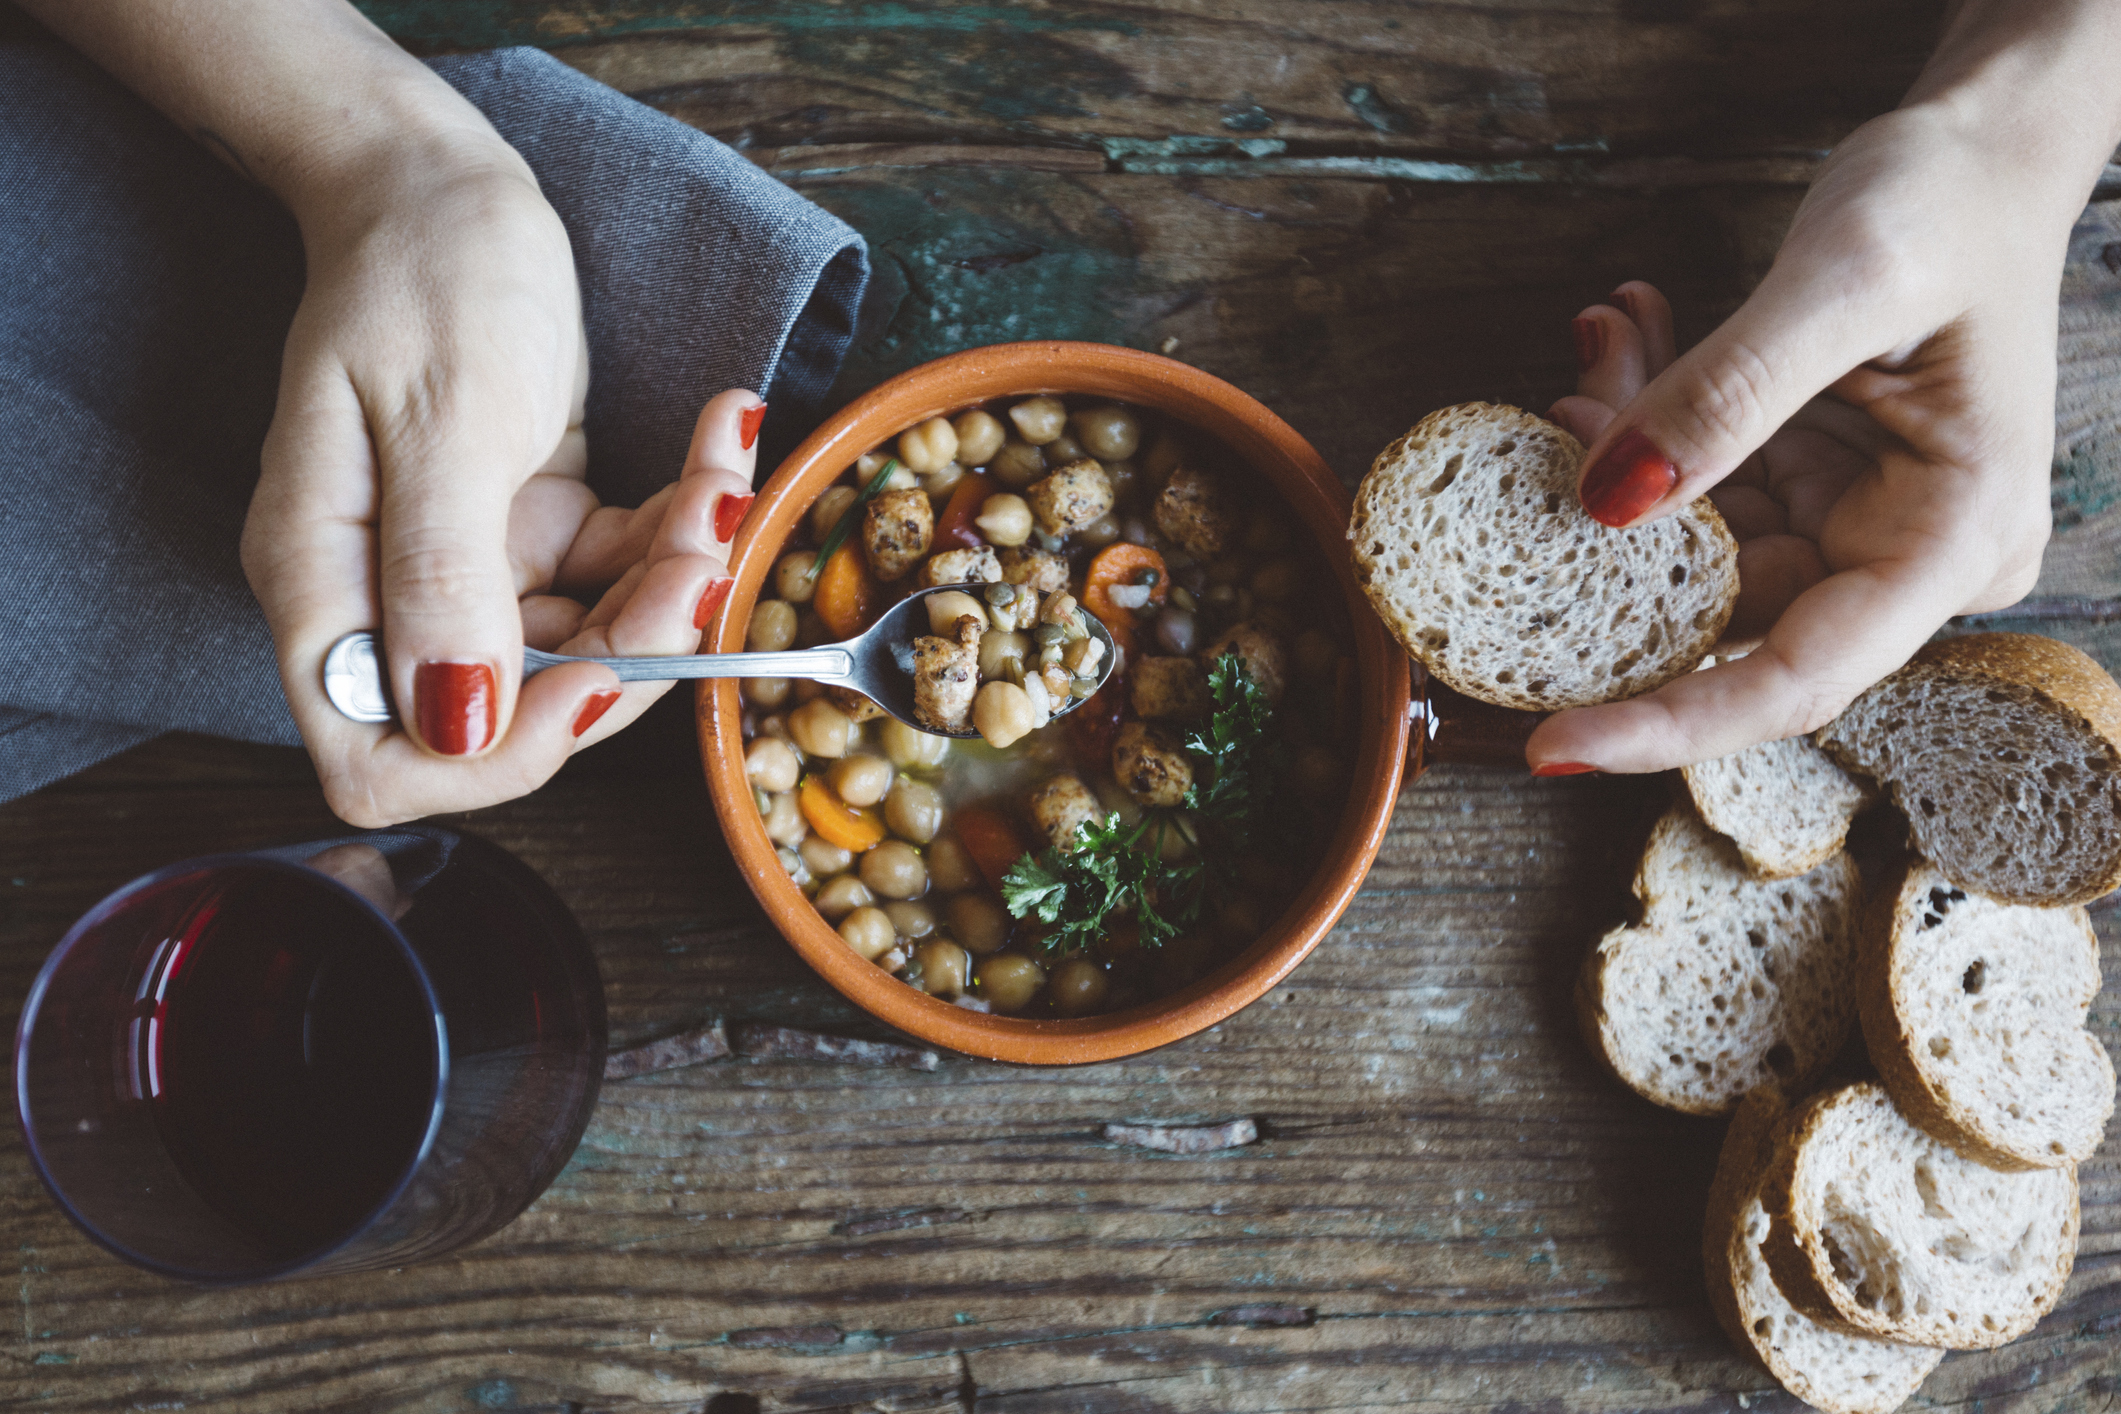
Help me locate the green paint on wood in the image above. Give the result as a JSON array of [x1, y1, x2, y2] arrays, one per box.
[[353, 2, 1137, 52], [2052, 436, 2120, 530], [803, 172, 1143, 399], [31, 1352, 74, 1365]]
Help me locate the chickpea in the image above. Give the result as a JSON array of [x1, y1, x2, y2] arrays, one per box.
[[792, 678, 826, 705], [748, 599, 799, 653], [927, 835, 981, 894], [1091, 774, 1145, 829], [1079, 514, 1121, 551], [759, 712, 792, 743], [795, 609, 833, 648], [989, 440, 1046, 490], [947, 893, 1011, 956], [777, 846, 812, 889], [744, 676, 792, 709], [799, 832, 854, 879], [811, 484, 858, 542], [973, 680, 1038, 749], [839, 906, 897, 961], [978, 628, 1030, 682], [925, 589, 990, 636], [914, 939, 971, 998], [1251, 559, 1300, 603], [1008, 396, 1068, 445], [885, 778, 944, 843], [860, 840, 928, 899], [857, 452, 920, 493], [787, 699, 854, 758], [1043, 431, 1088, 465], [813, 874, 875, 921], [1048, 957, 1111, 1017], [974, 494, 1034, 547], [830, 754, 895, 808], [922, 460, 966, 503], [897, 416, 959, 474], [774, 552, 819, 603], [761, 791, 805, 848], [1073, 405, 1141, 461], [952, 409, 1007, 467], [1140, 430, 1184, 484], [1292, 743, 1343, 798], [1293, 629, 1338, 679], [1102, 459, 1139, 504], [976, 952, 1046, 1013], [745, 737, 801, 793], [884, 900, 937, 941], [880, 718, 951, 770]]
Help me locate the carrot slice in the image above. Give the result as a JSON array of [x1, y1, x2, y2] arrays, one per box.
[[1081, 543, 1169, 661], [799, 777, 887, 853], [931, 471, 996, 552], [811, 541, 875, 640], [954, 805, 1030, 889]]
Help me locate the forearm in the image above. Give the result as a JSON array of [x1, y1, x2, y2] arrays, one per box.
[[1907, 0, 2121, 201], [16, 0, 527, 229]]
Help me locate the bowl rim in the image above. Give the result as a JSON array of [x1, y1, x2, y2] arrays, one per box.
[[700, 340, 1409, 1064]]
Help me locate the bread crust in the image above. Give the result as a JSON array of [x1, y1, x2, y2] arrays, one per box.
[[1859, 861, 2112, 1171], [1760, 1081, 2080, 1349], [1350, 403, 1737, 711], [1817, 631, 2121, 906]]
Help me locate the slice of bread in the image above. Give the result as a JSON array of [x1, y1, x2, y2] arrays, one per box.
[[1817, 632, 2121, 906], [1705, 1086, 1943, 1414], [1684, 733, 1873, 880], [1860, 862, 2115, 1170], [1759, 1081, 2079, 1349], [1349, 403, 1739, 711], [1577, 807, 1862, 1115]]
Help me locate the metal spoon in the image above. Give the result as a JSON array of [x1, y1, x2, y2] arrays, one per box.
[[320, 583, 1119, 739]]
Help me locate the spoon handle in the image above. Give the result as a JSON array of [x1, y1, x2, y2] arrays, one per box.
[[522, 646, 854, 683]]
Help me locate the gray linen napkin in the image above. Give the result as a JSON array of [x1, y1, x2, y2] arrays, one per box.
[[0, 42, 866, 802]]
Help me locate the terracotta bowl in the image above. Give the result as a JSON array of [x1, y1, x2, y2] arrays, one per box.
[[699, 342, 1410, 1064]]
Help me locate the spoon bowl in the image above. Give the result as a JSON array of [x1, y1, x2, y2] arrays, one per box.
[[320, 585, 1118, 739]]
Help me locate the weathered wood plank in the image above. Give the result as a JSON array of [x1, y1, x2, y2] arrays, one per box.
[[355, 0, 1943, 166], [4, 743, 2119, 1412]]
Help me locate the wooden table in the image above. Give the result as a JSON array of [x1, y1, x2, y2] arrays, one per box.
[[5, 3, 2121, 1409]]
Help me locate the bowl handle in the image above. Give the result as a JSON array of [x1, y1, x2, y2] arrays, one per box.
[[1403, 660, 1544, 785]]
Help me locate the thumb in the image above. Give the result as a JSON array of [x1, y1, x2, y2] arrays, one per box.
[[376, 417, 532, 758], [1575, 270, 1885, 528]]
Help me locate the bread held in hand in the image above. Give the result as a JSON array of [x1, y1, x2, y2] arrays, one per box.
[[1349, 403, 1738, 711]]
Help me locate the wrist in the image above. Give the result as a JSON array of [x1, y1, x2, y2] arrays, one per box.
[[270, 73, 537, 245], [1902, 0, 2121, 204]]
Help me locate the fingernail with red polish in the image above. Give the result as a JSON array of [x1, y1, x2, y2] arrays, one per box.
[[1571, 317, 1602, 373], [1531, 761, 1599, 778], [1579, 428, 1677, 527], [1610, 287, 1637, 321], [693, 574, 734, 630], [573, 688, 621, 738], [714, 492, 754, 544], [740, 403, 767, 451], [414, 661, 497, 756]]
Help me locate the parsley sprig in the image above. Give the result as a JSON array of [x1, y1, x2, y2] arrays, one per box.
[[997, 653, 1280, 957]]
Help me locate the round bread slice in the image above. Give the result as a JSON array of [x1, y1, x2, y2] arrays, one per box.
[[1705, 1086, 1943, 1414], [1684, 732, 1874, 881], [1860, 862, 2115, 1170], [1759, 1081, 2079, 1350], [1576, 807, 1862, 1116], [1816, 632, 2121, 906], [1349, 403, 1738, 711]]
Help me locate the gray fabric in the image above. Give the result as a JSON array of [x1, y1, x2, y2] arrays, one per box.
[[0, 42, 866, 802]]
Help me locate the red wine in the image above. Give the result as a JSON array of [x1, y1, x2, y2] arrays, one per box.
[[138, 870, 438, 1262]]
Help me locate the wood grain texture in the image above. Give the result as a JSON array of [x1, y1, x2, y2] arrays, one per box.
[[5, 1, 2121, 1409]]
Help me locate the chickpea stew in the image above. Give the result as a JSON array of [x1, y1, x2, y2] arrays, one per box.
[[739, 395, 1359, 1020]]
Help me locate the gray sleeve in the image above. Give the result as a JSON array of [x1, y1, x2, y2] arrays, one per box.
[[0, 42, 867, 803]]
